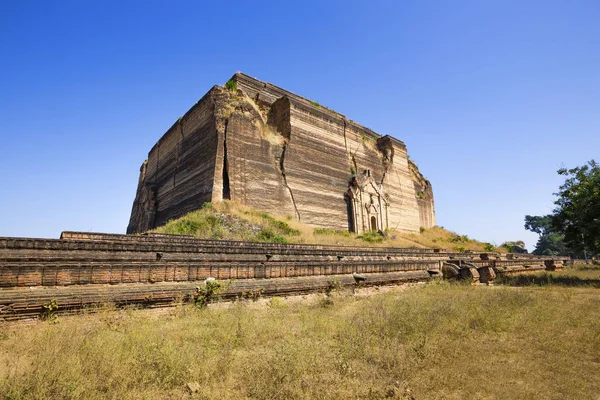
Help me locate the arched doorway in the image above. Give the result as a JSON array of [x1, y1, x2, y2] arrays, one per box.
[[370, 216, 377, 232]]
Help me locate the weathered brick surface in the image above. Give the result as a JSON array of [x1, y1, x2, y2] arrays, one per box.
[[0, 232, 570, 320], [127, 73, 437, 235]]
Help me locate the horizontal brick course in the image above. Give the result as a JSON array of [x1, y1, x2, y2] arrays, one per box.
[[0, 231, 569, 321]]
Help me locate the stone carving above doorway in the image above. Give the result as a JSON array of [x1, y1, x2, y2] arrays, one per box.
[[347, 169, 389, 234]]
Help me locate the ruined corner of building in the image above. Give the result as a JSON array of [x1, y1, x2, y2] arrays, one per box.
[[127, 72, 436, 235]]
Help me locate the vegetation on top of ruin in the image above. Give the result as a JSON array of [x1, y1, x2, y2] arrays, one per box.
[[2, 267, 599, 398], [215, 85, 286, 148], [153, 201, 300, 244], [224, 78, 237, 91], [360, 134, 377, 152], [309, 99, 337, 114], [153, 200, 515, 252]]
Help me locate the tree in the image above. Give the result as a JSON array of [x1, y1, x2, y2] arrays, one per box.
[[550, 160, 600, 257], [524, 214, 569, 255], [524, 215, 552, 236], [532, 233, 568, 256]]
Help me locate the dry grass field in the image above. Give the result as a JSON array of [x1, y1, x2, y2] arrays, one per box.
[[1, 264, 599, 399]]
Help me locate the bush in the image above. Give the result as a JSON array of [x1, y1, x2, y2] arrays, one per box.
[[41, 299, 59, 322], [483, 243, 495, 252], [193, 280, 225, 307], [256, 228, 288, 244], [160, 210, 226, 238], [357, 231, 384, 243], [449, 234, 471, 243], [255, 211, 300, 236], [167, 219, 202, 235], [225, 79, 237, 91]]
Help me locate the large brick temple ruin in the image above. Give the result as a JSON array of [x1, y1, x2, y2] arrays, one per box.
[[127, 73, 436, 234], [1, 73, 572, 322]]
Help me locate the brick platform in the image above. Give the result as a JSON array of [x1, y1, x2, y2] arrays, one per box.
[[0, 232, 568, 321]]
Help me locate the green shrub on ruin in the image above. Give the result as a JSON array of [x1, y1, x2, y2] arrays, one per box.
[[225, 79, 237, 91], [193, 280, 225, 308], [41, 299, 59, 322], [160, 212, 225, 239], [254, 211, 300, 236], [483, 242, 496, 252], [256, 228, 288, 244], [241, 288, 264, 302], [449, 233, 471, 243], [357, 231, 385, 243]]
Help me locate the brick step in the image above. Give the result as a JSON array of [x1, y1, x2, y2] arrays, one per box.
[[0, 235, 566, 264], [0, 260, 440, 287], [0, 249, 449, 263], [0, 236, 482, 258], [0, 271, 430, 321], [496, 265, 546, 274], [60, 231, 444, 253], [4, 237, 564, 262]]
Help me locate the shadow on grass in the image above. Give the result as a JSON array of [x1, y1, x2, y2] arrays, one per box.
[[497, 273, 600, 288]]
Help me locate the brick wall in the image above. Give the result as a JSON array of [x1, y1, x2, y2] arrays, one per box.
[[0, 232, 568, 321]]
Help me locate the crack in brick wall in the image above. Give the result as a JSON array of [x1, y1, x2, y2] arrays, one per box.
[[279, 142, 300, 220]]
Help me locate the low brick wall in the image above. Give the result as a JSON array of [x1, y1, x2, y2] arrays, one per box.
[[0, 231, 569, 321]]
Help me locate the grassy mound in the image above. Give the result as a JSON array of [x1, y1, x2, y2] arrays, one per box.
[[153, 201, 511, 251], [154, 201, 300, 244]]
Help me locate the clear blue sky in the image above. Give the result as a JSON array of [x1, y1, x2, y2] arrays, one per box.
[[1, 1, 599, 250]]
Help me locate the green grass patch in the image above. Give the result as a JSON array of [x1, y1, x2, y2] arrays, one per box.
[[313, 228, 352, 237], [254, 211, 300, 236], [153, 201, 529, 252], [356, 231, 385, 243], [159, 210, 227, 239], [256, 228, 288, 244], [155, 201, 299, 243]]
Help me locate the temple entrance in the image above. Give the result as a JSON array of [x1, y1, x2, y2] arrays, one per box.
[[347, 170, 389, 235]]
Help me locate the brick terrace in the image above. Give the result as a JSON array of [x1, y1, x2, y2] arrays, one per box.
[[0, 232, 567, 321]]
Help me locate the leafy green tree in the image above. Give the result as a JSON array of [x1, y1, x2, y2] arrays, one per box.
[[524, 215, 552, 236], [550, 160, 600, 256], [524, 214, 569, 255], [532, 233, 568, 256]]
